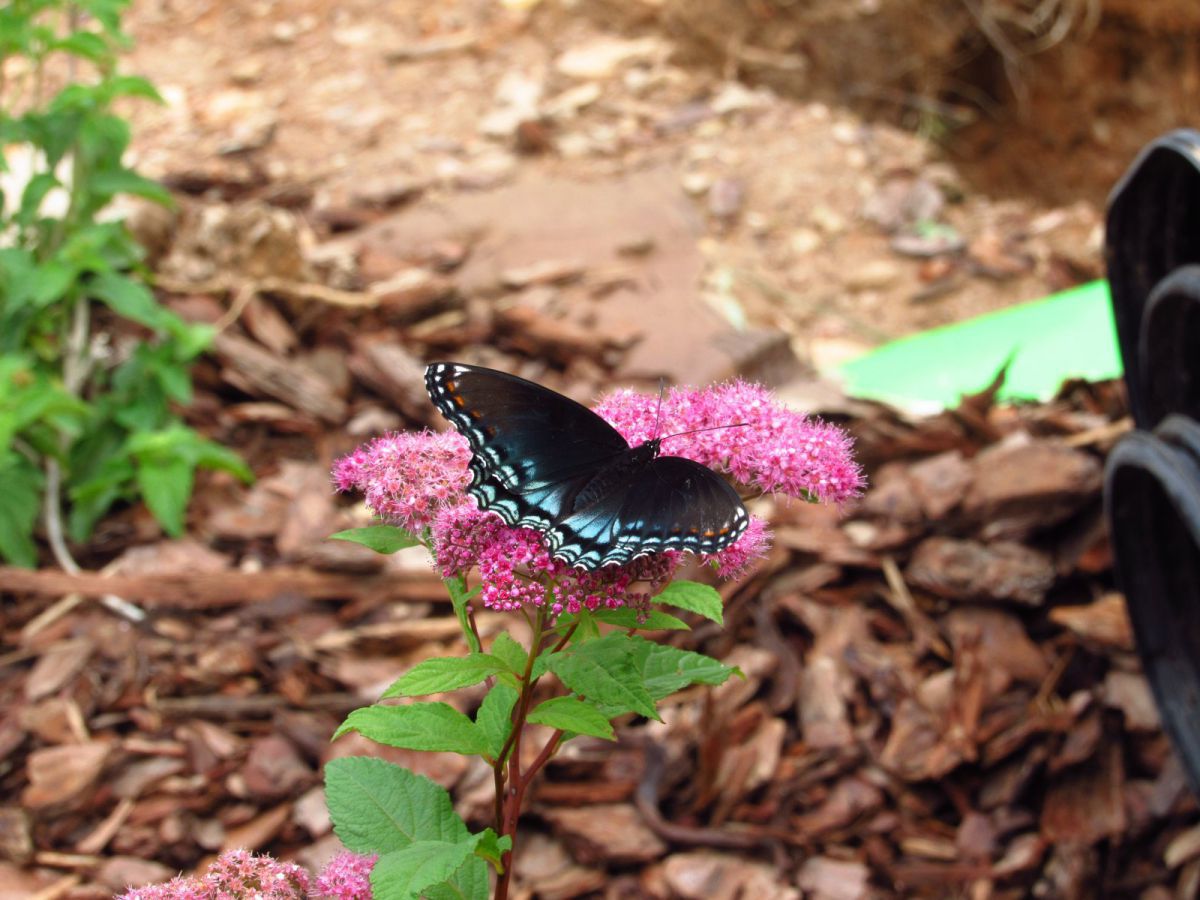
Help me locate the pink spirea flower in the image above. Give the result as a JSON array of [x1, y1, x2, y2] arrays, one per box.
[[314, 851, 377, 900], [332, 430, 471, 532], [593, 381, 865, 504], [118, 849, 310, 900], [706, 514, 771, 579], [332, 379, 863, 613], [433, 503, 679, 615]]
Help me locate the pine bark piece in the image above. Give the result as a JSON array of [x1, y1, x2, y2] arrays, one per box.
[[796, 857, 871, 900], [662, 852, 801, 900], [962, 442, 1103, 540], [346, 340, 430, 422], [541, 804, 667, 865], [907, 537, 1055, 606], [213, 331, 346, 422], [22, 743, 111, 810], [1048, 593, 1134, 651], [1040, 744, 1125, 844], [0, 566, 444, 608]]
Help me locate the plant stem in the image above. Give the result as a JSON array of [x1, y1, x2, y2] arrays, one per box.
[[492, 608, 549, 900]]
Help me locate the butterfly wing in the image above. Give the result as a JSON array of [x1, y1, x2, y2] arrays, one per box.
[[425, 362, 630, 532], [548, 455, 749, 568]]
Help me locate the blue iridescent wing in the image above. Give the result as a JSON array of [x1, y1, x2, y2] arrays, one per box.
[[424, 362, 629, 531], [554, 456, 748, 568]]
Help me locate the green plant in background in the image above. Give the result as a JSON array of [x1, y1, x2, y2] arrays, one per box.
[[0, 0, 249, 568]]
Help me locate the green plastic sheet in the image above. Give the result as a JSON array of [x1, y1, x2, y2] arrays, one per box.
[[834, 280, 1122, 413]]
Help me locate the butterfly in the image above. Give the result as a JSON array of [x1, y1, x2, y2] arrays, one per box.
[[425, 362, 749, 569]]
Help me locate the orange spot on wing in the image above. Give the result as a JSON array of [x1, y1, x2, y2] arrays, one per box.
[[452, 394, 466, 407], [446, 380, 457, 391]]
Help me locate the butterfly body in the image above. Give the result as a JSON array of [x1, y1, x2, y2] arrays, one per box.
[[425, 362, 747, 569]]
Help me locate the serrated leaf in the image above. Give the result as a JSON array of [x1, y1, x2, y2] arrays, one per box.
[[631, 637, 737, 700], [335, 703, 490, 756], [382, 654, 507, 699], [371, 839, 480, 900], [89, 270, 166, 331], [472, 828, 512, 868], [331, 525, 420, 555], [656, 580, 724, 626], [547, 635, 658, 720], [133, 454, 191, 537], [0, 453, 42, 567], [475, 683, 518, 759], [426, 856, 488, 900], [91, 168, 173, 206], [489, 632, 527, 675], [324, 757, 469, 856], [593, 608, 691, 631], [527, 696, 615, 741]]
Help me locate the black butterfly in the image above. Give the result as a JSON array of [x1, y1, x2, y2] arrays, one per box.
[[425, 362, 749, 569]]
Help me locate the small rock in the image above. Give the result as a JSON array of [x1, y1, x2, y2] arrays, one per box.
[[555, 36, 664, 80], [789, 228, 822, 256], [500, 258, 585, 289], [707, 177, 746, 223], [862, 175, 945, 233], [810, 204, 847, 235], [544, 82, 602, 119], [845, 259, 901, 291]]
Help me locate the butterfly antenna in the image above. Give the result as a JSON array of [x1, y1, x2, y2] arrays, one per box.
[[659, 422, 751, 442]]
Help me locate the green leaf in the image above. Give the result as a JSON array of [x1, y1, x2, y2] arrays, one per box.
[[475, 683, 518, 759], [593, 608, 691, 631], [632, 638, 737, 700], [426, 856, 488, 900], [656, 580, 724, 626], [53, 31, 108, 62], [527, 696, 615, 741], [0, 453, 43, 567], [371, 840, 481, 900], [90, 168, 172, 205], [472, 828, 512, 869], [382, 655, 507, 699], [105, 74, 163, 103], [547, 634, 658, 720], [89, 270, 165, 331], [134, 453, 192, 537], [489, 632, 527, 675], [335, 703, 490, 756], [331, 525, 420, 555], [324, 757, 469, 855]]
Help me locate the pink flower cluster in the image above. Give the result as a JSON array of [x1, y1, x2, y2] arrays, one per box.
[[434, 501, 682, 615], [118, 849, 376, 900], [332, 430, 470, 533], [314, 851, 377, 899], [332, 381, 862, 613], [593, 381, 864, 504]]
